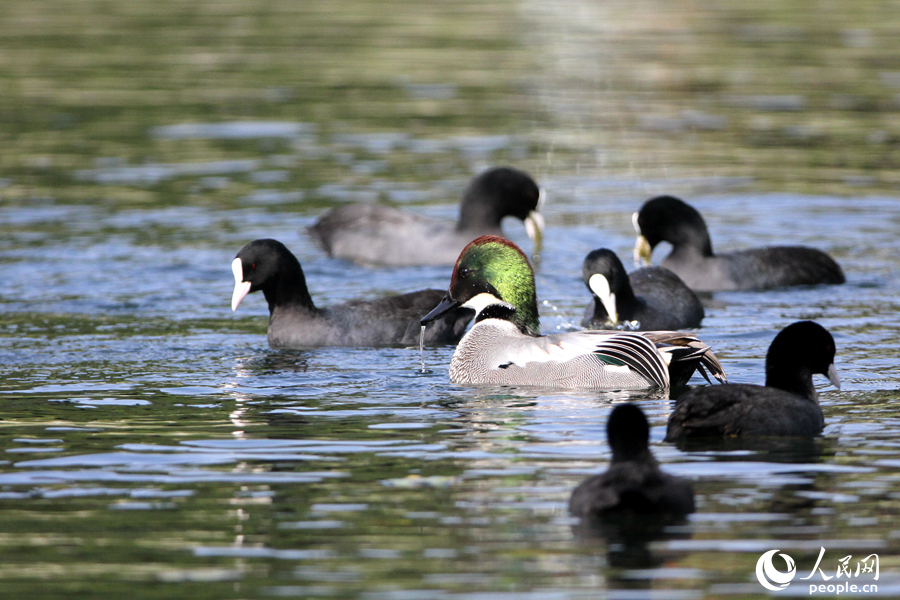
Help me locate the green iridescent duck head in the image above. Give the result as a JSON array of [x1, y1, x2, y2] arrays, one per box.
[[421, 235, 540, 336]]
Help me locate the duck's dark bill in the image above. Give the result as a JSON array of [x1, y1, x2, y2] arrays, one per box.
[[421, 295, 461, 326]]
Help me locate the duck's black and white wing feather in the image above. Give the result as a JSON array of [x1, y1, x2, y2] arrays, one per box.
[[590, 332, 669, 389], [491, 328, 670, 388], [642, 331, 727, 387]]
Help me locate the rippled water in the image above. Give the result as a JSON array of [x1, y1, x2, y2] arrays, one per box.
[[4, 181, 899, 599], [3, 1, 900, 599]]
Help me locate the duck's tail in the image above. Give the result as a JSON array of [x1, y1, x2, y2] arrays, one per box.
[[642, 332, 728, 388]]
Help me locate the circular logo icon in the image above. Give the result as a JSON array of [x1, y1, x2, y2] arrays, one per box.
[[756, 549, 797, 591]]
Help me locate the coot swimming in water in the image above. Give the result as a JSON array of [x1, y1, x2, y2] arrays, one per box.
[[633, 195, 845, 291], [231, 239, 473, 348]]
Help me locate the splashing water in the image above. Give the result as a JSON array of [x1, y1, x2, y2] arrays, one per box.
[[419, 325, 426, 372]]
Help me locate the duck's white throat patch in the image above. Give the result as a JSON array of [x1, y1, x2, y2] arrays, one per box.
[[231, 257, 252, 311], [462, 292, 515, 318], [588, 274, 618, 324]]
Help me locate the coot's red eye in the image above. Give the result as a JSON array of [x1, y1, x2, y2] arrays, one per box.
[[251, 264, 256, 270]]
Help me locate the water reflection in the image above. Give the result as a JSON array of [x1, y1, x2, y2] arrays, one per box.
[[670, 435, 832, 463], [231, 350, 313, 376], [573, 511, 695, 570]]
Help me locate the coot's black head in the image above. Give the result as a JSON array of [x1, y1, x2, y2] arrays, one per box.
[[582, 248, 634, 325], [457, 168, 544, 258], [231, 239, 313, 312], [634, 196, 713, 260], [462, 166, 541, 220], [233, 239, 292, 292], [583, 249, 629, 294], [765, 320, 840, 395], [607, 403, 651, 462]]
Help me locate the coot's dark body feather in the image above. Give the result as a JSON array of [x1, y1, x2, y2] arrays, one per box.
[[665, 384, 824, 439], [568, 455, 695, 518], [667, 245, 846, 292], [268, 289, 471, 348]]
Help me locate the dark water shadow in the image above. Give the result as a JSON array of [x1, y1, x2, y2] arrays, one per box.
[[572, 512, 694, 569], [672, 435, 834, 465], [233, 349, 312, 375]]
